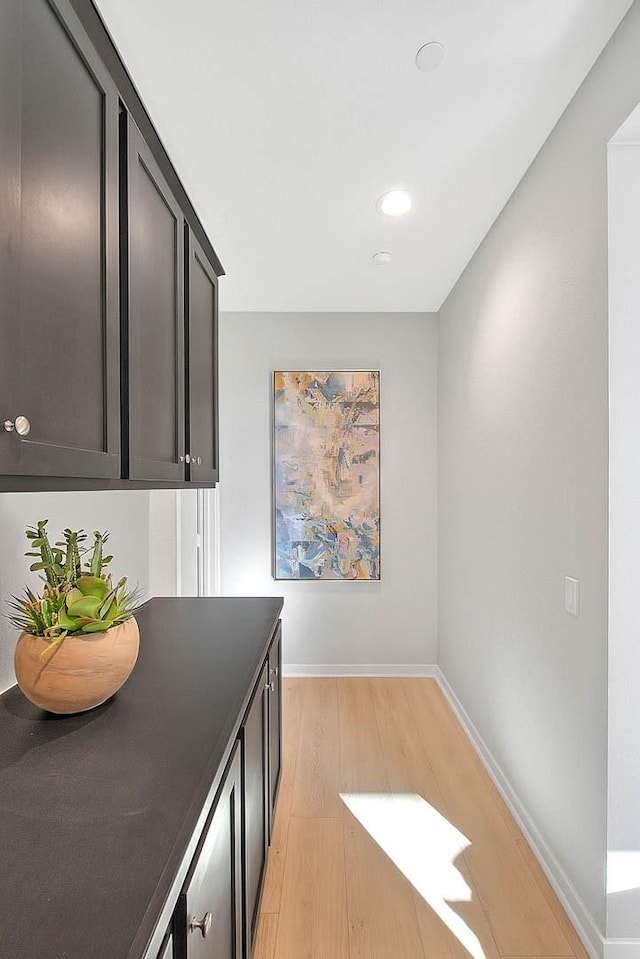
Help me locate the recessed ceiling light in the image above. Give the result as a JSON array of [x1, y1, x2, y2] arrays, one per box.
[[415, 41, 445, 72], [372, 251, 392, 267], [376, 190, 412, 217]]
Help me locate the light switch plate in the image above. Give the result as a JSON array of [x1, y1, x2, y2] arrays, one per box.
[[565, 576, 580, 616]]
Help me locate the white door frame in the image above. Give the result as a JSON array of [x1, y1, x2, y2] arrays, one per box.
[[177, 487, 219, 596]]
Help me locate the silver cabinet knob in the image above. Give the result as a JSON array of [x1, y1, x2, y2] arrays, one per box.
[[3, 415, 31, 437], [270, 665, 279, 678], [190, 911, 212, 938], [183, 453, 191, 464], [265, 681, 275, 693], [196, 456, 202, 466]]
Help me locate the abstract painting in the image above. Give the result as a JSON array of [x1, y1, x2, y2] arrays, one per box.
[[273, 371, 380, 580]]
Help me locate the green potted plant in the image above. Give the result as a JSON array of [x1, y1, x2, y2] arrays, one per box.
[[8, 520, 142, 714]]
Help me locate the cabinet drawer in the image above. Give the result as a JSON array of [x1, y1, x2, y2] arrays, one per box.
[[180, 743, 242, 959]]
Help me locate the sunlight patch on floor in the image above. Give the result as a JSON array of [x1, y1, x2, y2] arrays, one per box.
[[340, 792, 486, 959]]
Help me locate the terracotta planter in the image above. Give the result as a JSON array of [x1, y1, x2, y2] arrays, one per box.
[[14, 618, 140, 714]]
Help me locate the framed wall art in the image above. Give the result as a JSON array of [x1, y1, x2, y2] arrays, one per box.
[[273, 370, 381, 580]]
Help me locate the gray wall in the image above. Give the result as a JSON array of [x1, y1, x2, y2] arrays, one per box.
[[607, 127, 640, 939], [218, 311, 438, 667], [0, 491, 151, 694], [438, 1, 640, 940]]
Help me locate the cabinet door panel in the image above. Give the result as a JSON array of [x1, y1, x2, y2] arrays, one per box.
[[1, 0, 120, 478], [0, 0, 21, 473], [188, 234, 218, 484], [242, 666, 268, 954], [127, 120, 185, 481], [268, 627, 282, 837], [183, 745, 242, 959]]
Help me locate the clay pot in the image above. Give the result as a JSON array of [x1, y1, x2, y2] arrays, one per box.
[[14, 618, 140, 714]]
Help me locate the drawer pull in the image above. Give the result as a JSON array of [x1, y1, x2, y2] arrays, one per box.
[[190, 911, 212, 938]]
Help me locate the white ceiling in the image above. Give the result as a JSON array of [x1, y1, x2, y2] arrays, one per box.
[[94, 0, 633, 312]]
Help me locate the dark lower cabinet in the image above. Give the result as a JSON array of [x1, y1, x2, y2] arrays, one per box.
[[177, 743, 243, 959], [240, 626, 283, 958], [0, 600, 282, 959], [169, 622, 283, 959], [0, 0, 120, 480], [241, 666, 269, 957], [267, 626, 282, 839]]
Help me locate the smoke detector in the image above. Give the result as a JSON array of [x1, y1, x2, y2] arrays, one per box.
[[415, 41, 445, 72]]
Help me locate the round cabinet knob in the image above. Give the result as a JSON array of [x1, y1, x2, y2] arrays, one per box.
[[270, 666, 279, 678], [190, 911, 212, 939], [265, 681, 275, 692], [3, 415, 31, 437], [196, 456, 202, 466]]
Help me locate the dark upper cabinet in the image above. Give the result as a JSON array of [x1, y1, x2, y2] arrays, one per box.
[[0, 0, 120, 479], [0, 0, 223, 491], [187, 232, 219, 485], [0, 0, 21, 475], [126, 118, 186, 483]]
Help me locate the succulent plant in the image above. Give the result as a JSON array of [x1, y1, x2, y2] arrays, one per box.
[[58, 575, 136, 634], [7, 521, 141, 658]]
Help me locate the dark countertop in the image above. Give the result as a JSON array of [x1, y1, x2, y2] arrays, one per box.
[[0, 596, 283, 959]]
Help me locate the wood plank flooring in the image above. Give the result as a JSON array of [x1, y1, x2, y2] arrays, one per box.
[[255, 678, 588, 959]]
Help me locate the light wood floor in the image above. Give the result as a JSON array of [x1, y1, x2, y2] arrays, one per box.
[[254, 678, 588, 959]]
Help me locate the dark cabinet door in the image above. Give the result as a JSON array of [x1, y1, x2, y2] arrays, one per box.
[[127, 118, 185, 482], [187, 231, 219, 484], [180, 744, 242, 959], [241, 666, 269, 956], [0, 0, 120, 479], [0, 0, 22, 476], [267, 625, 282, 842], [267, 626, 282, 839]]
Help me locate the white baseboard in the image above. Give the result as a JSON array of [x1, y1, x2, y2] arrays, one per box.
[[436, 667, 605, 959], [282, 663, 439, 677], [604, 941, 640, 958]]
